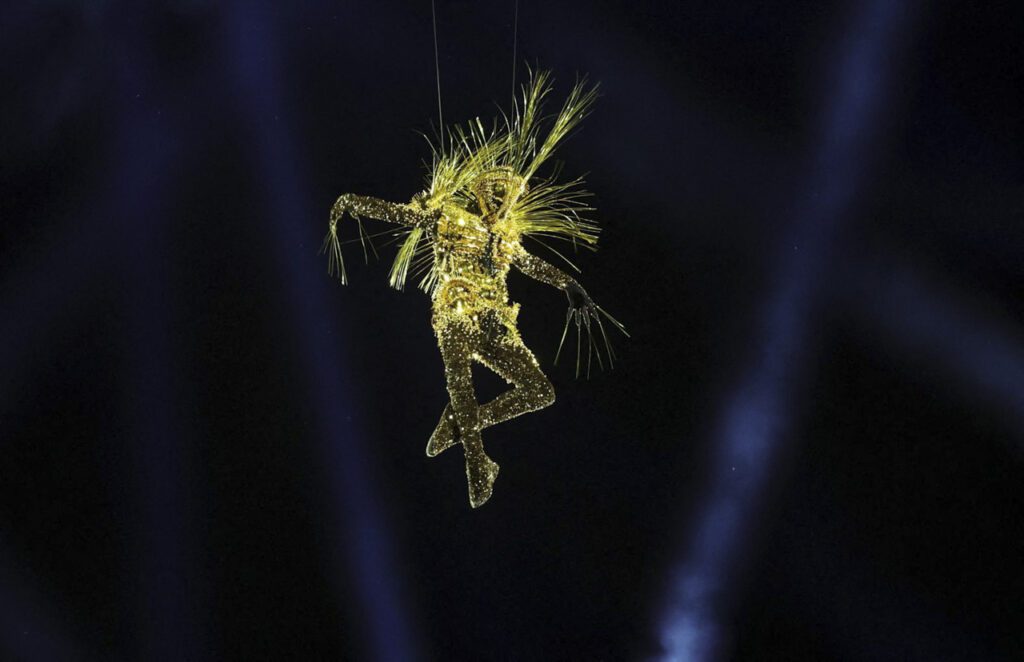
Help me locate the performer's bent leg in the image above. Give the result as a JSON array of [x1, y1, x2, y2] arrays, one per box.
[[437, 321, 499, 507], [476, 336, 555, 430], [426, 402, 457, 457]]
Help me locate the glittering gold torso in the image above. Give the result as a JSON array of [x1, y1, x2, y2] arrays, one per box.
[[431, 205, 522, 340]]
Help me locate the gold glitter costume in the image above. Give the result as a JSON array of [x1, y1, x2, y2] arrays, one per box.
[[323, 72, 626, 507]]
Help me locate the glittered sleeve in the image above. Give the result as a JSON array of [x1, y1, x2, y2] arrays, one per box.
[[331, 193, 437, 228], [512, 245, 579, 291]]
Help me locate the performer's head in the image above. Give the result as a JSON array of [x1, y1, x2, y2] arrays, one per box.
[[471, 167, 527, 217]]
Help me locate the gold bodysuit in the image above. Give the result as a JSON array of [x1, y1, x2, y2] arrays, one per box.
[[331, 193, 577, 507]]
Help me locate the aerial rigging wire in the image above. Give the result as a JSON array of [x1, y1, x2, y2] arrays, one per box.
[[512, 0, 520, 98], [430, 0, 523, 148], [431, 0, 443, 148]]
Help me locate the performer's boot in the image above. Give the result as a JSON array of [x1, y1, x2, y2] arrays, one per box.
[[463, 434, 499, 508], [426, 404, 459, 457]]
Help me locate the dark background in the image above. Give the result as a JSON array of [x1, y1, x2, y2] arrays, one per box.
[[1, 1, 1021, 660]]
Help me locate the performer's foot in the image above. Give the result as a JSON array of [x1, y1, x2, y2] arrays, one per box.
[[426, 405, 459, 457], [465, 444, 500, 508]]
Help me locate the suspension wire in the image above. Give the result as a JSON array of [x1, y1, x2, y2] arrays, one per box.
[[431, 0, 520, 148], [512, 0, 519, 99], [431, 0, 443, 148]]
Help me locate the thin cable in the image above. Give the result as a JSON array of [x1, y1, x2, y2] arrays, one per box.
[[431, 0, 443, 148], [512, 0, 519, 99]]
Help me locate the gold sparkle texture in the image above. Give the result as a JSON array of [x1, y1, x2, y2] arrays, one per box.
[[323, 71, 626, 508]]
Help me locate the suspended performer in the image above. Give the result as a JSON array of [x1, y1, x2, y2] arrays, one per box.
[[323, 71, 626, 508]]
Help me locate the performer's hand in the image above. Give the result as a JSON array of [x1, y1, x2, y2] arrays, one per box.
[[557, 281, 627, 379], [324, 194, 350, 283], [565, 282, 593, 311], [329, 194, 349, 228]]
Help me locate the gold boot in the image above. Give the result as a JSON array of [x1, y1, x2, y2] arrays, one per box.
[[426, 404, 459, 457], [464, 441, 500, 508]]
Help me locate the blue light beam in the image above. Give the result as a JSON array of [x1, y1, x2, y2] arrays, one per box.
[[101, 8, 208, 656], [222, 4, 420, 660], [1, 6, 201, 657], [655, 2, 912, 660], [848, 260, 1024, 449], [118, 101, 203, 662]]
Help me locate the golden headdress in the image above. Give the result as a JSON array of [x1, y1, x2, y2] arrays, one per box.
[[388, 70, 600, 292]]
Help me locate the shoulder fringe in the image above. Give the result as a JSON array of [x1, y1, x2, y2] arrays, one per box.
[[389, 70, 600, 293]]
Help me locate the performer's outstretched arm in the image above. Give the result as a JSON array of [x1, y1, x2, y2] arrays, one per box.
[[330, 192, 437, 228], [324, 192, 438, 284], [512, 246, 591, 307], [513, 245, 627, 377]]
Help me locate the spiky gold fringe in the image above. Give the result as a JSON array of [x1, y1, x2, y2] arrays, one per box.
[[388, 70, 600, 293]]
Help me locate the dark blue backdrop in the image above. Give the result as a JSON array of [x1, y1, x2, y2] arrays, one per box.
[[1, 1, 1021, 660]]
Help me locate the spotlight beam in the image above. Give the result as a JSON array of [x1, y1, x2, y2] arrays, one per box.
[[78, 7, 214, 656], [654, 2, 912, 660], [1, 8, 201, 657], [222, 4, 420, 660], [843, 258, 1024, 447], [117, 96, 204, 662]]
